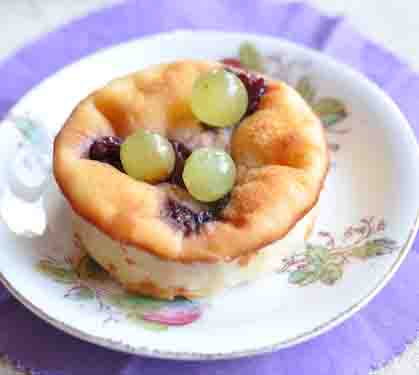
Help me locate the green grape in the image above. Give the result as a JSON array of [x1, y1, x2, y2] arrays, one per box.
[[182, 148, 236, 202], [120, 129, 175, 183], [190, 69, 248, 127]]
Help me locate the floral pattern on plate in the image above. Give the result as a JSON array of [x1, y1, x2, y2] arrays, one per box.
[[280, 217, 398, 286], [35, 217, 397, 330], [36, 243, 203, 331], [224, 42, 349, 152]]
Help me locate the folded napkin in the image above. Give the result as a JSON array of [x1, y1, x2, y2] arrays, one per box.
[[1, 1, 419, 374]]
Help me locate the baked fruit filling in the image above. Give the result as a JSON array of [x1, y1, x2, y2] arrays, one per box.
[[86, 67, 268, 235]]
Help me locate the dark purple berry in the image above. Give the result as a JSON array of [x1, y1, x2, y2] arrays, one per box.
[[209, 193, 230, 216], [166, 199, 199, 235], [165, 195, 230, 235], [226, 68, 267, 115], [89, 136, 124, 171], [169, 140, 192, 187]]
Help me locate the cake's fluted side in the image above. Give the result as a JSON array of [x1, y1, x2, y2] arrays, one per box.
[[72, 205, 317, 300]]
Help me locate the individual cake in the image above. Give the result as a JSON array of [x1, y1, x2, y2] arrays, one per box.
[[53, 60, 329, 299]]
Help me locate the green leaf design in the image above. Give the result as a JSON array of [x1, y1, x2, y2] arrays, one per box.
[[77, 256, 108, 281], [312, 98, 347, 127], [320, 113, 347, 127], [327, 254, 345, 266], [351, 244, 372, 258], [37, 260, 77, 284], [288, 270, 310, 284], [14, 117, 38, 143], [306, 246, 330, 263], [312, 98, 346, 116], [305, 257, 322, 273], [69, 287, 95, 300], [239, 42, 265, 72], [289, 269, 321, 285], [108, 294, 165, 312], [320, 263, 343, 285], [296, 76, 316, 104], [351, 242, 382, 258]]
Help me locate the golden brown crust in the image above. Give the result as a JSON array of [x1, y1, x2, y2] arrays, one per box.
[[54, 60, 329, 263]]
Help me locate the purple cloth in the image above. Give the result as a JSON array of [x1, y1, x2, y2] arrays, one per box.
[[1, 1, 419, 374]]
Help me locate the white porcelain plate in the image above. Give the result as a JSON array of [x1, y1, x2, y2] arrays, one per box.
[[0, 31, 419, 360]]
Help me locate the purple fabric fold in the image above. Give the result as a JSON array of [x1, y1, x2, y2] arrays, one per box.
[[0, 1, 419, 374]]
